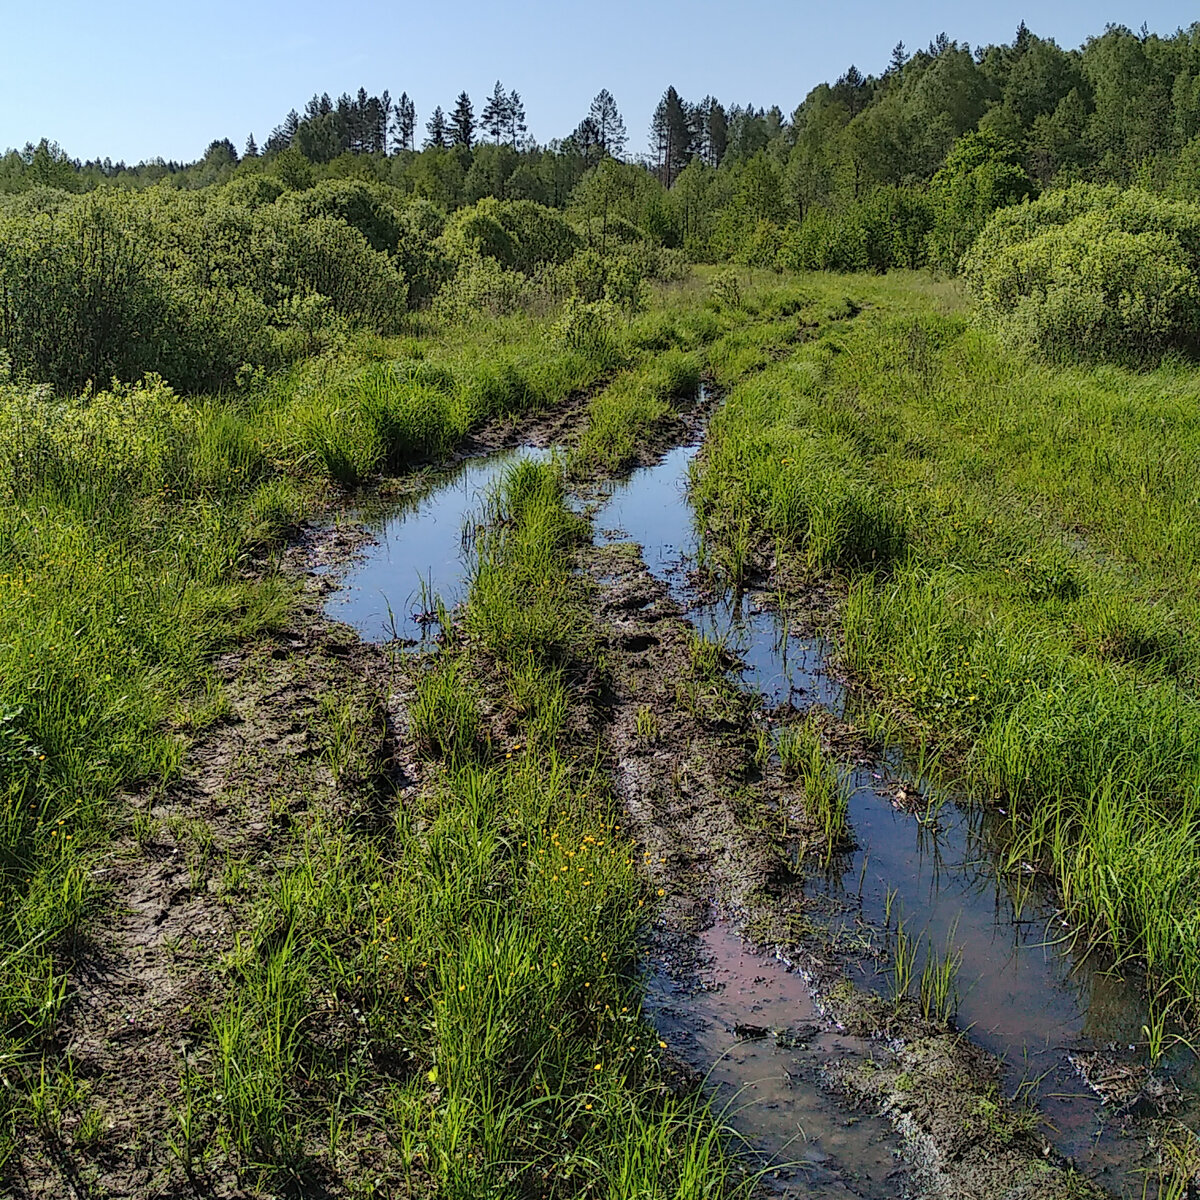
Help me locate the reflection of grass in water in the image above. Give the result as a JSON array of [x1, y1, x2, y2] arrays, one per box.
[[692, 271, 1200, 1025]]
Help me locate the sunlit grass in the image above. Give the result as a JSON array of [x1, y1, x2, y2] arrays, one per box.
[[693, 272, 1200, 1020]]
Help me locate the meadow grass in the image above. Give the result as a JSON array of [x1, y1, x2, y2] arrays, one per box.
[[0, 280, 750, 1170], [187, 458, 754, 1192], [693, 270, 1200, 1022]]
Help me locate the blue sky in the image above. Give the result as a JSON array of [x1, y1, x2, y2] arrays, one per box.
[[3, 1, 1197, 164]]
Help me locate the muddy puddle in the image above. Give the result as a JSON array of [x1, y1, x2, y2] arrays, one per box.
[[326, 446, 548, 643], [589, 438, 1200, 1195], [648, 923, 911, 1197], [325, 427, 1199, 1195]]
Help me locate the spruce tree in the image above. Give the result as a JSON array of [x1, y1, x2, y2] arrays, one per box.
[[507, 91, 527, 147], [244, 133, 259, 158], [451, 91, 476, 147], [424, 106, 450, 149], [706, 100, 728, 166], [394, 93, 416, 152]]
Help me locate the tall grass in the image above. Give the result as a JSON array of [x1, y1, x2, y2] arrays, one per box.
[[0, 284, 741, 1168], [192, 457, 753, 1191], [570, 348, 702, 477], [694, 272, 1200, 1020]]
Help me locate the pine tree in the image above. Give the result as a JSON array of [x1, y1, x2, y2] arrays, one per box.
[[570, 116, 602, 165], [424, 106, 450, 149], [394, 93, 416, 152], [650, 98, 669, 180], [588, 89, 627, 158], [889, 41, 909, 73], [835, 66, 868, 116], [356, 87, 371, 151], [507, 90, 527, 147], [244, 133, 259, 158], [361, 95, 384, 153], [482, 81, 509, 143], [451, 91, 476, 147]]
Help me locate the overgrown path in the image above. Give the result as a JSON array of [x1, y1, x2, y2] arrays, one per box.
[[9, 273, 1198, 1198]]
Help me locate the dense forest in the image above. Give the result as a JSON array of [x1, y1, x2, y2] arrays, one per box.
[[7, 20, 1200, 236]]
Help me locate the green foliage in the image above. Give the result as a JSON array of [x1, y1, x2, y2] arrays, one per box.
[[776, 188, 935, 273], [927, 130, 1036, 270], [0, 188, 408, 391], [441, 197, 581, 274], [964, 184, 1200, 363], [280, 178, 404, 251], [432, 254, 533, 322]]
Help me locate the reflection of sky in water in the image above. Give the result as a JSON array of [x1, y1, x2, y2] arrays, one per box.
[[590, 440, 1200, 1189], [326, 447, 547, 643], [324, 432, 1199, 1193]]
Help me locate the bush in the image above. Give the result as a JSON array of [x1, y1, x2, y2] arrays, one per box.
[[0, 187, 408, 391], [441, 198, 581, 275], [432, 255, 532, 322], [776, 188, 934, 274], [280, 178, 405, 252], [927, 131, 1036, 272], [963, 184, 1200, 364]]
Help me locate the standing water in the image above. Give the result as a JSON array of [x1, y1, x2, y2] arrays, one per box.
[[325, 425, 1199, 1195], [326, 447, 547, 643], [589, 434, 1200, 1196]]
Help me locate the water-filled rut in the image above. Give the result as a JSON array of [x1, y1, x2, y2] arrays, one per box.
[[326, 411, 1199, 1197]]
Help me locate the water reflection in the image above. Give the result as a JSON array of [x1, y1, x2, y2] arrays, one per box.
[[589, 437, 1200, 1192], [323, 429, 1199, 1194], [326, 446, 547, 643]]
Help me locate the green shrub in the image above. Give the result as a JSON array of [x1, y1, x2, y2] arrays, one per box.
[[0, 188, 408, 392], [432, 255, 532, 322], [280, 178, 405, 252], [964, 185, 1200, 364], [776, 188, 934, 274], [442, 197, 581, 276]]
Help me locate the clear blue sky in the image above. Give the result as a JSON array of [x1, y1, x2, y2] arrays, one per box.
[[3, 0, 1196, 164]]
